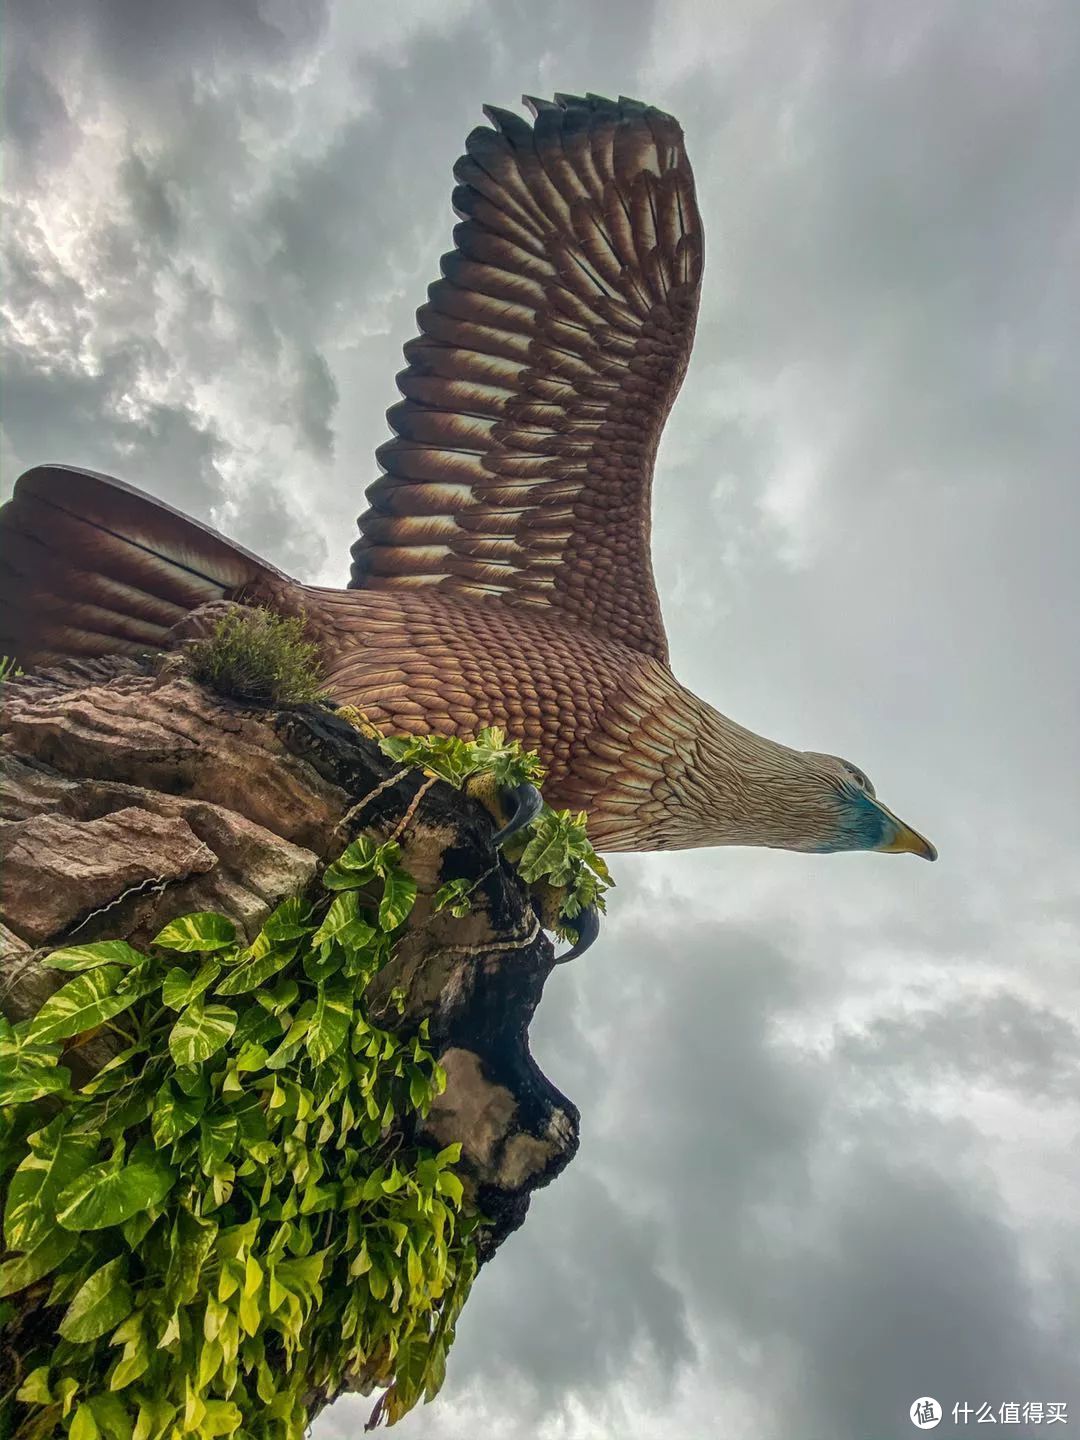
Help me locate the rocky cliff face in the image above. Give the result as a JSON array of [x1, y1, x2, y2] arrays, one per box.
[[0, 652, 579, 1258]]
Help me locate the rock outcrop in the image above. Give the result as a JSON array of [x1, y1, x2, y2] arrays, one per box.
[[0, 651, 579, 1258]]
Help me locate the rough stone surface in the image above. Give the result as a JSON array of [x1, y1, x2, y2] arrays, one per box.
[[0, 645, 579, 1261]]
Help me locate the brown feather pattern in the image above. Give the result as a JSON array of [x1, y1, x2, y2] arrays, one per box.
[[349, 92, 704, 665], [1, 96, 932, 861]]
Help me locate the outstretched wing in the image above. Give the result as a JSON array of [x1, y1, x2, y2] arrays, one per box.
[[0, 465, 293, 667], [349, 92, 703, 665]]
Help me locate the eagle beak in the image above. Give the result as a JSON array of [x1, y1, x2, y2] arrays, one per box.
[[875, 803, 938, 861]]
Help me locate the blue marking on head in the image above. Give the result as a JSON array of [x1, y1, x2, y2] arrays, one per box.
[[816, 787, 892, 854]]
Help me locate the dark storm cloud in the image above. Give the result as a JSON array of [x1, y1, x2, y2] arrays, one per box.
[[4, 2, 1079, 1438], [325, 915, 1079, 1440], [836, 989, 1080, 1100]]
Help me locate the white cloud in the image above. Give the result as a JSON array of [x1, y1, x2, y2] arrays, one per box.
[[4, 1, 1079, 1435]]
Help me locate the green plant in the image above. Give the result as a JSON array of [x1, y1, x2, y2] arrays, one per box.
[[0, 656, 23, 684], [0, 837, 478, 1438], [381, 728, 613, 936], [185, 608, 327, 706]]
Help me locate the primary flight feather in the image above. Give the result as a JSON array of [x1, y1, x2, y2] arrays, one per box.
[[0, 92, 935, 862]]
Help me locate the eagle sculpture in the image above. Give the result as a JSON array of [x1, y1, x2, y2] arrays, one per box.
[[0, 92, 935, 867]]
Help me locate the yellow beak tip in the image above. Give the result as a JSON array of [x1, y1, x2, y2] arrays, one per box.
[[880, 824, 937, 861]]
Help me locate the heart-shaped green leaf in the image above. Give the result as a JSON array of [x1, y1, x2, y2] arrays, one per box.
[[56, 1158, 175, 1231], [58, 1256, 133, 1342]]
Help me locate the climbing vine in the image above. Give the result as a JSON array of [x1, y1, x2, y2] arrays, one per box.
[[374, 726, 613, 937], [0, 836, 477, 1439], [0, 719, 613, 1439]]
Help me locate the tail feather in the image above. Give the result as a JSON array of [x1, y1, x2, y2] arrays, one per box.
[[0, 465, 293, 667]]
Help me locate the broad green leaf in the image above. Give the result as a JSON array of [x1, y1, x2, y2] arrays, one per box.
[[26, 966, 139, 1044], [168, 996, 236, 1065], [152, 912, 236, 952], [310, 891, 377, 952], [166, 1210, 218, 1306], [379, 868, 418, 930], [56, 1157, 174, 1231], [70, 1405, 102, 1440], [437, 1170, 464, 1207], [43, 939, 145, 973], [0, 1063, 70, 1105], [161, 958, 221, 1010], [261, 897, 314, 943], [4, 1116, 100, 1249], [201, 1400, 242, 1438], [109, 1346, 149, 1391], [233, 1041, 268, 1073], [517, 817, 571, 883], [59, 1256, 133, 1342], [322, 836, 380, 890], [305, 982, 353, 1067], [132, 1398, 176, 1440], [199, 1112, 238, 1172], [122, 1208, 158, 1248], [303, 944, 342, 983], [16, 1366, 53, 1403], [0, 1225, 77, 1296], [151, 1079, 205, 1147], [215, 943, 296, 997], [408, 1065, 430, 1111], [88, 1392, 135, 1440], [76, 1042, 146, 1097], [173, 1065, 211, 1099]]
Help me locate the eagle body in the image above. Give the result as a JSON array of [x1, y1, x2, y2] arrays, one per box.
[[0, 93, 935, 862]]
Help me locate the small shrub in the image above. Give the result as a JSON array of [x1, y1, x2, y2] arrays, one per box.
[[0, 655, 23, 684], [186, 608, 326, 706]]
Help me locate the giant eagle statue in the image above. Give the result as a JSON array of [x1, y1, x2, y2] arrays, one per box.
[[0, 93, 935, 864]]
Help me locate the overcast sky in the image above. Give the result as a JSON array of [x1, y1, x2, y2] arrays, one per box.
[[4, 2, 1079, 1437]]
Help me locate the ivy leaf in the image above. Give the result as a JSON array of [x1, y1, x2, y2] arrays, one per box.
[[305, 983, 354, 1067], [153, 911, 237, 952], [408, 1066, 430, 1112], [379, 868, 418, 931], [437, 1170, 464, 1207], [70, 1405, 102, 1440], [16, 1366, 53, 1404], [56, 1157, 175, 1231], [165, 1210, 218, 1307], [0, 1064, 71, 1105], [161, 958, 221, 1010], [58, 1255, 133, 1342], [322, 836, 379, 890], [0, 1226, 78, 1297], [151, 1079, 205, 1147], [433, 877, 474, 916], [131, 1398, 176, 1440], [310, 891, 376, 952], [198, 1113, 239, 1172], [25, 966, 140, 1045], [517, 816, 571, 884], [4, 1116, 100, 1250], [168, 996, 237, 1065], [261, 897, 314, 943], [215, 943, 297, 997], [43, 939, 145, 973], [88, 1393, 136, 1440]]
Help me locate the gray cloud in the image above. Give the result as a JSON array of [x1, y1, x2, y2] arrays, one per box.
[[4, 1, 1079, 1437]]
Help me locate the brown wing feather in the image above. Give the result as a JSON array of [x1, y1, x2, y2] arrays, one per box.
[[0, 465, 294, 667], [349, 93, 704, 664]]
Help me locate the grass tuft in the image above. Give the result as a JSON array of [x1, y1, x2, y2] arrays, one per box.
[[186, 606, 327, 705]]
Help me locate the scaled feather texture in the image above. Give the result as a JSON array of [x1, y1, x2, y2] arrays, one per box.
[[0, 93, 934, 861]]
